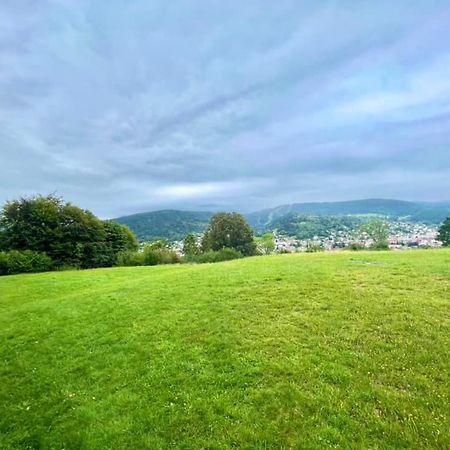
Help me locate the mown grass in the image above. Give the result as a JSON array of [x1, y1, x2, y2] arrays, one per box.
[[0, 250, 449, 449]]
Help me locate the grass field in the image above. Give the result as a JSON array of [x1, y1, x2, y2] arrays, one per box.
[[1, 250, 449, 449]]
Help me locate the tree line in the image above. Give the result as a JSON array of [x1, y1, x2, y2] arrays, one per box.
[[0, 195, 258, 275], [0, 195, 138, 274]]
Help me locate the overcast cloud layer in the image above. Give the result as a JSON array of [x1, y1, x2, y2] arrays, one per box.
[[1, 0, 450, 217]]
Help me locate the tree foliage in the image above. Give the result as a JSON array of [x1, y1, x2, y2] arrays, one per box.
[[202, 213, 256, 256], [438, 218, 450, 246], [0, 195, 138, 269], [256, 233, 275, 254], [359, 219, 390, 247], [183, 233, 199, 256], [0, 250, 53, 275]]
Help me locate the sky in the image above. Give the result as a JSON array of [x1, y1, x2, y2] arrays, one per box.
[[1, 0, 450, 218]]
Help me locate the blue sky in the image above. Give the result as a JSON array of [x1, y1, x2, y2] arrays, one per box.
[[1, 0, 450, 217]]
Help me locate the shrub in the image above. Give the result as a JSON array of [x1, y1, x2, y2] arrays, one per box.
[[154, 249, 181, 265], [117, 247, 181, 267], [370, 240, 390, 251], [54, 264, 80, 272], [116, 251, 144, 267], [348, 242, 365, 251], [186, 247, 242, 263], [142, 247, 159, 266], [142, 245, 180, 266], [0, 250, 53, 275]]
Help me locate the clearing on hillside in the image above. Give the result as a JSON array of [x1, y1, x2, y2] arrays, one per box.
[[1, 250, 449, 449]]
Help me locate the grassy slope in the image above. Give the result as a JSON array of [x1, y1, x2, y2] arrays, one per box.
[[1, 250, 449, 449]]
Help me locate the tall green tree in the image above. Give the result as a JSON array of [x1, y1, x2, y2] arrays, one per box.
[[104, 221, 139, 254], [202, 213, 256, 256], [0, 195, 138, 268], [438, 218, 450, 246]]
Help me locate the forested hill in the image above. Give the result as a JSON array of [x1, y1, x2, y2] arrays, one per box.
[[113, 210, 213, 241], [246, 199, 450, 231], [113, 199, 450, 241]]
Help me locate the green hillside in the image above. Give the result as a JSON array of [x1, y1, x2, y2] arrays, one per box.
[[247, 199, 450, 231], [1, 250, 449, 449], [113, 209, 213, 241], [112, 200, 450, 241]]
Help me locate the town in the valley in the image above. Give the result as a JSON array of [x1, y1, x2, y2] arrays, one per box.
[[168, 221, 442, 255], [273, 221, 442, 253]]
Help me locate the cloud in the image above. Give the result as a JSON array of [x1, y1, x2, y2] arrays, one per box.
[[1, 0, 450, 217]]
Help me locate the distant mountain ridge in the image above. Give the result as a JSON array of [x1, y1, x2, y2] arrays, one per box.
[[246, 199, 450, 231], [113, 199, 450, 241]]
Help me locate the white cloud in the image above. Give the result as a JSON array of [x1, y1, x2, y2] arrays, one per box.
[[333, 55, 450, 120]]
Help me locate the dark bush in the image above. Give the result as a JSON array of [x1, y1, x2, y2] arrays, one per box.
[[0, 250, 53, 276]]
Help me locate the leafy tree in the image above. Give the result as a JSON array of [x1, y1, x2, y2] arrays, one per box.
[[438, 218, 450, 246], [202, 213, 257, 256], [103, 221, 139, 265], [0, 195, 61, 255], [256, 233, 275, 254], [183, 233, 199, 256], [0, 195, 139, 269], [359, 219, 390, 249]]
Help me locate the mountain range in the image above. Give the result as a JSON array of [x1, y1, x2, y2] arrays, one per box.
[[113, 199, 450, 241]]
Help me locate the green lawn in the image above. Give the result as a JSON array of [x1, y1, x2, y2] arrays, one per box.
[[1, 250, 449, 449]]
